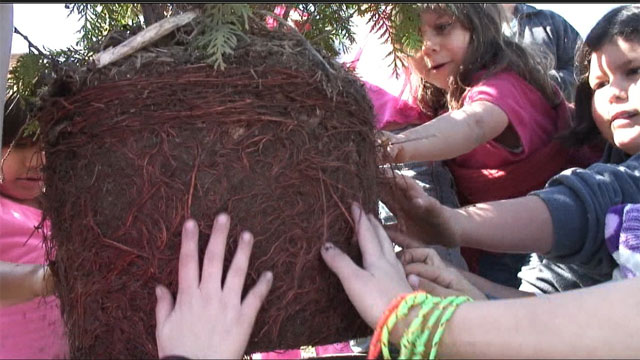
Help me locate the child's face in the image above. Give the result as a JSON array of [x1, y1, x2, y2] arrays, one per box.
[[589, 37, 640, 155], [407, 11, 471, 91], [0, 143, 44, 206]]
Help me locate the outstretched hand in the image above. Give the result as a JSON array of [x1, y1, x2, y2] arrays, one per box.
[[400, 247, 486, 301], [155, 214, 273, 359], [320, 202, 413, 328], [380, 171, 461, 248]]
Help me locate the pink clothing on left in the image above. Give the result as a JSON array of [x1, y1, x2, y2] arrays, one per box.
[[0, 195, 68, 359], [452, 71, 571, 170]]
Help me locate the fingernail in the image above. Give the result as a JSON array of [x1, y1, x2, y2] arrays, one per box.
[[322, 242, 335, 252], [155, 285, 161, 297], [263, 271, 273, 282], [351, 202, 362, 218], [216, 213, 229, 224], [241, 231, 253, 243], [407, 274, 419, 289]]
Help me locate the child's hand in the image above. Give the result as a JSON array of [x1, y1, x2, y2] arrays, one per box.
[[155, 214, 273, 359], [320, 202, 413, 329], [376, 131, 403, 164], [380, 171, 461, 248], [38, 264, 55, 298], [399, 248, 486, 301]]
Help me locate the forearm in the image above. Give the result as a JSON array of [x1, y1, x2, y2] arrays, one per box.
[[0, 261, 46, 307], [392, 102, 508, 162], [460, 269, 533, 299], [438, 277, 640, 358], [453, 196, 554, 254]]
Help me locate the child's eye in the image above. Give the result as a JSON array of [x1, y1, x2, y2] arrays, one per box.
[[626, 67, 640, 78], [436, 22, 452, 32]]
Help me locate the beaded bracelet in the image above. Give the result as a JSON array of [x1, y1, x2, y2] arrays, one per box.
[[381, 291, 428, 359], [428, 296, 473, 359]]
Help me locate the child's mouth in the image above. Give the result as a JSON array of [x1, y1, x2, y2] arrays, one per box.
[[430, 62, 447, 71]]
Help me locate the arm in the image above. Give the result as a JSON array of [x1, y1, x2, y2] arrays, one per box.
[[453, 195, 554, 254], [459, 268, 533, 299], [324, 204, 640, 358], [386, 101, 509, 162], [438, 277, 640, 358], [381, 172, 554, 254], [0, 261, 53, 307]]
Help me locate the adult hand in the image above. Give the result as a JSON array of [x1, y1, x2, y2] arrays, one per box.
[[380, 171, 461, 248], [320, 202, 413, 329], [155, 214, 273, 359], [400, 248, 486, 301]]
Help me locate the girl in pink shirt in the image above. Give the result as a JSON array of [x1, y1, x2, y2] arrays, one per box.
[[380, 4, 600, 287], [0, 94, 68, 359]]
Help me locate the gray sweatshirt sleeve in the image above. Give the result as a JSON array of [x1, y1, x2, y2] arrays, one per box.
[[529, 154, 640, 271]]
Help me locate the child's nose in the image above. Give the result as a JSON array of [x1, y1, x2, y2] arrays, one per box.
[[421, 37, 439, 54], [608, 79, 629, 104]]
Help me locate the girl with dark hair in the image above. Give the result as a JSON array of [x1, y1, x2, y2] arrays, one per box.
[[381, 3, 595, 288], [0, 93, 68, 358]]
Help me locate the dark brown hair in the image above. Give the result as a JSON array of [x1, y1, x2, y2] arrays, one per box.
[[405, 3, 561, 117], [562, 5, 640, 147], [2, 93, 32, 147]]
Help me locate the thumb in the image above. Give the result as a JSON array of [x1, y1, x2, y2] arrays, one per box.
[[155, 284, 174, 328], [407, 274, 453, 298]]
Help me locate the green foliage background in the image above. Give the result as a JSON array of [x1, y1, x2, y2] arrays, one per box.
[[6, 3, 424, 124]]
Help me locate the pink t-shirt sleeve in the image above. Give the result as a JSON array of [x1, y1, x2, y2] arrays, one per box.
[[0, 196, 68, 359], [455, 71, 562, 169]]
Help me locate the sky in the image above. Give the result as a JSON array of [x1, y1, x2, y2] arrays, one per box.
[[9, 3, 631, 55]]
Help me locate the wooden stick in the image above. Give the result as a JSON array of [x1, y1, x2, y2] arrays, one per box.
[[92, 10, 199, 69]]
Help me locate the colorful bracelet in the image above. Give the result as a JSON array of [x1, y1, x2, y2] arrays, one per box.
[[381, 291, 428, 359], [428, 296, 473, 359], [367, 292, 413, 360], [398, 293, 438, 359], [412, 295, 457, 358]]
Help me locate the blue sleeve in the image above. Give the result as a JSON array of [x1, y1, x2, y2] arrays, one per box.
[[530, 154, 640, 270]]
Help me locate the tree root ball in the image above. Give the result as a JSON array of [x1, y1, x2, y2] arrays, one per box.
[[37, 23, 380, 358]]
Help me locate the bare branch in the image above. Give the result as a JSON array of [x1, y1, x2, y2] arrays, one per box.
[[92, 10, 199, 69]]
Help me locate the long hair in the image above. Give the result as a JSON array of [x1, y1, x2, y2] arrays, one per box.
[[2, 93, 31, 147], [405, 4, 560, 116], [561, 5, 640, 147]]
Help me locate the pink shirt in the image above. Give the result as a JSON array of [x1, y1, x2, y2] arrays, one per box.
[[0, 196, 68, 359], [451, 71, 569, 169]]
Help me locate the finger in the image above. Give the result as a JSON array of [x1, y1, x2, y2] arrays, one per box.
[[321, 242, 369, 294], [399, 248, 443, 267], [368, 213, 397, 261], [222, 231, 253, 299], [404, 263, 456, 290], [201, 213, 230, 288], [178, 219, 200, 295], [407, 274, 455, 298], [154, 284, 175, 330], [386, 228, 424, 249], [351, 202, 383, 263], [240, 271, 273, 328]]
